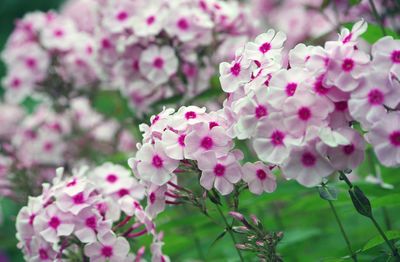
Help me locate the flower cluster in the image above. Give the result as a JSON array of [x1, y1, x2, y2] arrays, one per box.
[[2, 0, 258, 114], [252, 0, 400, 48], [0, 98, 136, 199], [129, 105, 277, 218], [220, 20, 400, 187], [16, 164, 169, 261]]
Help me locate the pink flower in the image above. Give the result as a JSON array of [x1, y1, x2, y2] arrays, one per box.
[[161, 129, 187, 160], [84, 231, 130, 262], [131, 2, 167, 37], [29, 237, 58, 261], [135, 142, 179, 185], [219, 51, 252, 93], [282, 143, 334, 187], [139, 45, 178, 86], [242, 162, 276, 195], [365, 112, 400, 167], [74, 208, 112, 243], [145, 184, 167, 219], [16, 196, 43, 241], [33, 204, 75, 243], [371, 36, 400, 79], [184, 122, 232, 159], [197, 152, 242, 195]]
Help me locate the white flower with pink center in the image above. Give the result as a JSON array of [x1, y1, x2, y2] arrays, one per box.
[[219, 51, 252, 93], [365, 112, 400, 167], [135, 142, 179, 186], [84, 231, 130, 262], [242, 162, 276, 195], [253, 116, 302, 165], [172, 105, 207, 131], [325, 44, 370, 92], [161, 129, 187, 160], [184, 122, 232, 159], [102, 0, 137, 33], [198, 152, 242, 195], [348, 72, 400, 128], [29, 237, 58, 262], [371, 36, 400, 79], [337, 19, 367, 45], [145, 184, 168, 219], [131, 1, 167, 37], [283, 90, 334, 137], [282, 144, 334, 187], [244, 29, 286, 65], [2, 68, 35, 103], [139, 45, 178, 86], [325, 127, 366, 170], [41, 17, 78, 51], [16, 196, 43, 241], [74, 208, 112, 243], [33, 204, 75, 243]]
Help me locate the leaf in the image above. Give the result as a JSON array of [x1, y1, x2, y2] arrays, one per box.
[[207, 191, 222, 206], [318, 184, 338, 201], [362, 231, 400, 251], [210, 230, 227, 247], [92, 90, 132, 121], [321, 0, 330, 9], [349, 186, 372, 218], [348, 0, 361, 6], [343, 22, 399, 44]]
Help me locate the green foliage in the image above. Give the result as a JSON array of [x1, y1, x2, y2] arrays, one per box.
[[363, 231, 400, 251]]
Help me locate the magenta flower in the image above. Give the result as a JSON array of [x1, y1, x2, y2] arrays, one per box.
[[242, 162, 276, 195]]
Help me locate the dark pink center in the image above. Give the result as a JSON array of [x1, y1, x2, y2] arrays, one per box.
[[259, 42, 271, 54], [185, 111, 197, 119], [256, 169, 267, 180], [11, 78, 21, 88], [213, 164, 225, 177], [209, 121, 219, 129], [178, 134, 186, 146], [368, 89, 384, 105], [389, 131, 400, 147], [285, 83, 297, 97], [271, 130, 285, 146], [73, 192, 85, 204], [255, 105, 268, 119], [25, 58, 37, 68], [149, 192, 156, 204], [29, 214, 35, 225], [301, 152, 316, 167], [101, 246, 113, 258], [298, 107, 311, 121], [230, 63, 241, 76], [116, 11, 128, 21], [343, 144, 355, 155], [106, 174, 118, 183], [85, 216, 97, 229], [314, 80, 329, 95], [342, 58, 354, 72], [152, 155, 163, 168], [200, 136, 213, 150], [101, 39, 112, 49], [39, 249, 49, 260], [146, 16, 155, 25], [177, 18, 189, 30], [391, 50, 400, 63], [153, 57, 164, 69], [43, 142, 54, 152], [49, 216, 61, 229], [335, 101, 348, 111], [53, 29, 64, 37], [118, 189, 130, 197]]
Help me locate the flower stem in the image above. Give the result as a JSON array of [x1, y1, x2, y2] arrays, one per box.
[[368, 0, 387, 35], [328, 200, 358, 262], [214, 203, 245, 262]]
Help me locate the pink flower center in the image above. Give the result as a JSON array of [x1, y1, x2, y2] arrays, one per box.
[[271, 130, 285, 146], [230, 63, 241, 76], [153, 57, 164, 69], [341, 58, 354, 72], [146, 16, 155, 25], [213, 164, 226, 177], [29, 214, 35, 225], [101, 38, 112, 49], [259, 42, 271, 54], [209, 121, 219, 129], [178, 134, 186, 146], [342, 144, 355, 155], [101, 246, 113, 258], [67, 179, 77, 187], [39, 249, 49, 260], [285, 83, 297, 97], [106, 173, 118, 183], [200, 136, 213, 150], [118, 189, 130, 197], [389, 131, 400, 147], [185, 111, 197, 119], [53, 29, 64, 38], [85, 216, 97, 229], [73, 192, 85, 204], [298, 107, 311, 121], [391, 50, 400, 64], [314, 80, 329, 95], [25, 58, 37, 69], [43, 142, 54, 152], [255, 105, 268, 119], [116, 11, 128, 21], [11, 77, 21, 89], [335, 101, 348, 111], [177, 18, 189, 30], [301, 152, 316, 167], [152, 155, 164, 168], [256, 169, 267, 180], [367, 89, 384, 105], [48, 216, 61, 229], [152, 115, 160, 125], [149, 192, 156, 204]]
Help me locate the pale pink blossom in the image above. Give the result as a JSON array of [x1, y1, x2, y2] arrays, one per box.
[[242, 162, 276, 195]]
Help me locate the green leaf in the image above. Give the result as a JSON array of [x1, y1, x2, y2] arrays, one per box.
[[349, 186, 372, 218], [343, 22, 399, 44], [362, 231, 400, 251], [348, 0, 361, 6], [321, 0, 330, 9], [92, 90, 132, 121], [318, 184, 338, 201], [210, 230, 227, 247]]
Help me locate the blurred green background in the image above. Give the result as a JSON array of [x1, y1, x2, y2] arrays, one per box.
[[1, 1, 400, 262]]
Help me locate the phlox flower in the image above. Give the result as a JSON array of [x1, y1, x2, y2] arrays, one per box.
[[219, 50, 252, 93], [74, 208, 112, 243], [371, 36, 400, 78], [242, 162, 276, 195], [84, 231, 130, 262]]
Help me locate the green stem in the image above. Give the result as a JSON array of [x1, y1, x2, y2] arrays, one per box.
[[371, 216, 400, 258], [368, 0, 387, 35], [214, 203, 245, 262], [328, 201, 358, 262]]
